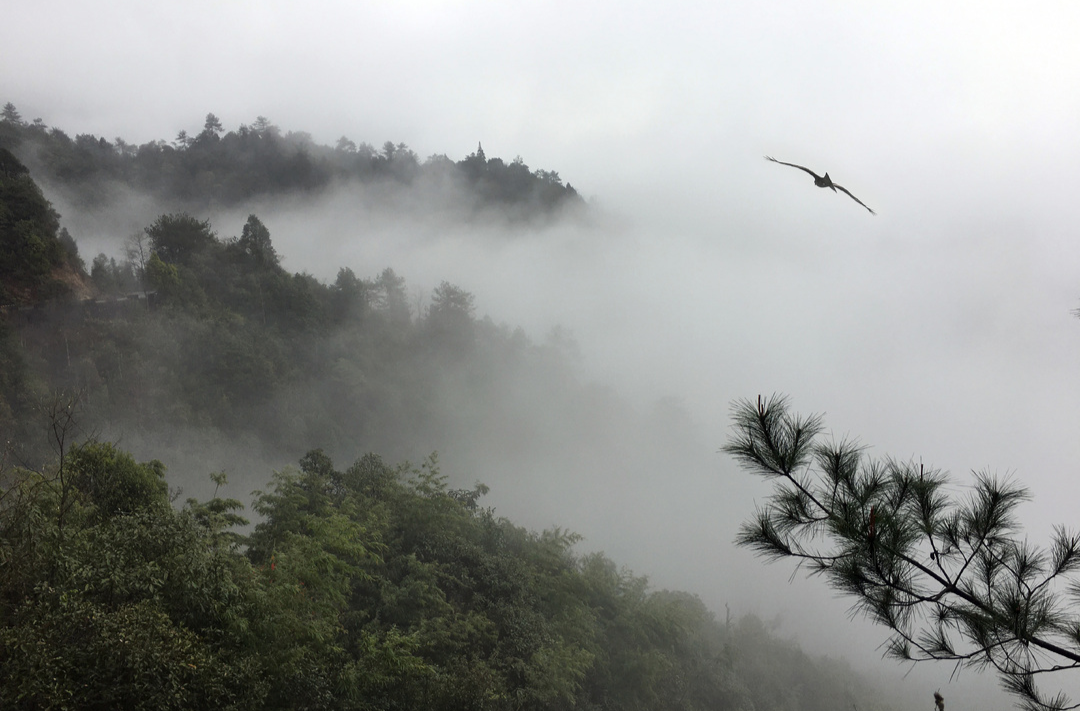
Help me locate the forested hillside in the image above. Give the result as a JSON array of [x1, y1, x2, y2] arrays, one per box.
[[0, 102, 582, 219], [0, 107, 909, 710], [0, 202, 588, 475], [0, 145, 84, 304], [1, 437, 897, 710]]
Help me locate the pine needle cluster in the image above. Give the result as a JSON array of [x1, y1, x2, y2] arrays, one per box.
[[725, 395, 1080, 711]]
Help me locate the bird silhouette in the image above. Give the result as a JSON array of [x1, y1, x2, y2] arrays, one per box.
[[765, 156, 876, 215]]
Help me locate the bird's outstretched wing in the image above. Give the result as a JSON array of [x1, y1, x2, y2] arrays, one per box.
[[833, 184, 876, 215], [764, 155, 822, 180]]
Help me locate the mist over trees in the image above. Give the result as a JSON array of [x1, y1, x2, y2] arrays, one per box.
[[0, 199, 586, 472], [0, 105, 914, 709], [1, 430, 899, 710], [0, 104, 583, 219]]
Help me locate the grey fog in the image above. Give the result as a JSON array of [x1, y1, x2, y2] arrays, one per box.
[[6, 2, 1080, 708]]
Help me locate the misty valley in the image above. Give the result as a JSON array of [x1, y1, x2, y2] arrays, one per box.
[[2, 107, 923, 710]]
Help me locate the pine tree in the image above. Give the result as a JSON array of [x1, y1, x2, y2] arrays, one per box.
[[1, 103, 22, 125]]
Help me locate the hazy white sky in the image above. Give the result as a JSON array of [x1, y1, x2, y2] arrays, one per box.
[[6, 2, 1080, 705]]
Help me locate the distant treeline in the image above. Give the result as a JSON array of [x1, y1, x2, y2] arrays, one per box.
[[0, 102, 583, 216]]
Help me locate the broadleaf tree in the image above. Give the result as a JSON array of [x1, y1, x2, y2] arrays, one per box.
[[724, 394, 1080, 711]]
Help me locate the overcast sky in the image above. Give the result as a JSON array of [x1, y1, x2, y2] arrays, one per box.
[[6, 1, 1080, 705]]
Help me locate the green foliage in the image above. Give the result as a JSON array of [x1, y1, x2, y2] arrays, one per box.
[[0, 147, 79, 303], [68, 441, 169, 518], [1, 595, 241, 710], [145, 251, 180, 291], [0, 458, 267, 709], [146, 212, 217, 266], [0, 427, 904, 711], [726, 394, 1080, 711]]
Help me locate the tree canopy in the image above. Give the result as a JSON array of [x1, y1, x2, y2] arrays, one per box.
[[0, 429, 902, 710]]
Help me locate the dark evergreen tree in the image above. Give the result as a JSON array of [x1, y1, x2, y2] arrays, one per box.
[[236, 214, 278, 268]]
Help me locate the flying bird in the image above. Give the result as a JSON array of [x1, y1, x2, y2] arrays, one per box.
[[765, 156, 876, 215]]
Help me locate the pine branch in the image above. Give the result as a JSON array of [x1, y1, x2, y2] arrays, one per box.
[[726, 395, 1080, 711]]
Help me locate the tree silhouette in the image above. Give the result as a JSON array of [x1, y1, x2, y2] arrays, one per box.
[[725, 394, 1080, 711], [1, 103, 22, 125], [202, 112, 223, 137]]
